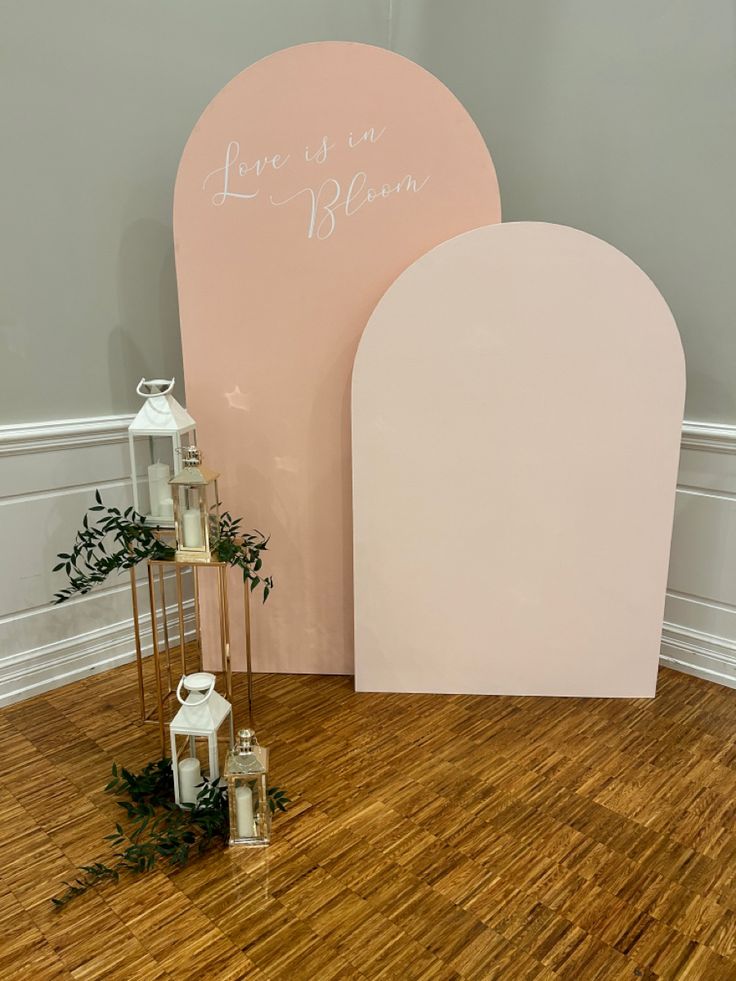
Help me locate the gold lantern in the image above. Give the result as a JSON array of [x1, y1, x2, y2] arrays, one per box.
[[224, 728, 271, 846], [169, 446, 220, 563]]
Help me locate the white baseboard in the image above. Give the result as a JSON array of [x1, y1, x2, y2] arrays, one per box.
[[0, 598, 196, 707], [660, 621, 736, 690], [0, 410, 197, 707]]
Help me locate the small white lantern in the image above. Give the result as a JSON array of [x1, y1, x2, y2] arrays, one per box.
[[127, 378, 197, 526], [170, 672, 234, 807]]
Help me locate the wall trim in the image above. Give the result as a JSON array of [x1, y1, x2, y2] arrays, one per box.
[[0, 597, 196, 708], [1, 413, 730, 457], [0, 414, 134, 457], [660, 622, 736, 690], [680, 420, 736, 455]]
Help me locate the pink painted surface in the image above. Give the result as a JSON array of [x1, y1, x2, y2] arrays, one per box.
[[174, 42, 501, 673], [353, 223, 685, 697]]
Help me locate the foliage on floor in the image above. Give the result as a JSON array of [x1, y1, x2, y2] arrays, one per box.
[[52, 758, 289, 909]]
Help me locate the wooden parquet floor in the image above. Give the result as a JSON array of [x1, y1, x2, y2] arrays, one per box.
[[2, 662, 736, 980]]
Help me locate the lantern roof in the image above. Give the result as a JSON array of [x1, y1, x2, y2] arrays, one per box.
[[128, 378, 196, 436], [169, 462, 220, 486], [170, 687, 231, 736]]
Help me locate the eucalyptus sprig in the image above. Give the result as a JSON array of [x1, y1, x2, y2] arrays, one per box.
[[52, 493, 273, 604], [51, 758, 290, 909], [52, 491, 173, 603], [212, 510, 273, 602]]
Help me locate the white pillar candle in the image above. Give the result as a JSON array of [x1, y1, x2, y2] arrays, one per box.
[[178, 756, 201, 806], [235, 784, 255, 838], [147, 462, 170, 517], [182, 508, 203, 548], [160, 497, 174, 520]]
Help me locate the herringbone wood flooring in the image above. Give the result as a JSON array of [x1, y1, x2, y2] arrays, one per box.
[[1, 660, 736, 979]]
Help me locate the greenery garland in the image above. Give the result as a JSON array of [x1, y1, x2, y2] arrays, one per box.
[[52, 759, 290, 908], [50, 496, 285, 909], [52, 492, 273, 604]]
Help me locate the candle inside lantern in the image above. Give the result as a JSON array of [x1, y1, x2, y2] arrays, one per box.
[[178, 756, 201, 806], [235, 784, 255, 838], [182, 508, 203, 548], [160, 497, 174, 520], [147, 462, 170, 517]]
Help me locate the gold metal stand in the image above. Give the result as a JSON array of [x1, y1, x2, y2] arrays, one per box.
[[130, 559, 253, 754]]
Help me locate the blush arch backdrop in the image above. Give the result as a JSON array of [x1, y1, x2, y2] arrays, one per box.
[[174, 42, 501, 673], [353, 222, 685, 697]]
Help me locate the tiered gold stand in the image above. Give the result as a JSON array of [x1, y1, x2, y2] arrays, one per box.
[[130, 559, 253, 754]]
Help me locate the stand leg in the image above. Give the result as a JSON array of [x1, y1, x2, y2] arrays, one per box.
[[130, 566, 146, 722], [194, 566, 202, 671], [171, 729, 180, 805], [219, 565, 233, 701], [224, 570, 233, 702], [147, 562, 166, 756], [176, 565, 186, 678], [158, 564, 172, 692], [243, 576, 254, 729]]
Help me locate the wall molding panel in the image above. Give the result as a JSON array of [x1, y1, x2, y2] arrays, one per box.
[[0, 414, 134, 457], [0, 412, 194, 707], [660, 621, 736, 690], [0, 597, 196, 708], [1, 412, 735, 701], [664, 417, 736, 687]]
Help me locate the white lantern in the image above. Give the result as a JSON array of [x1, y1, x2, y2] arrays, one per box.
[[127, 378, 197, 526], [169, 672, 234, 807]]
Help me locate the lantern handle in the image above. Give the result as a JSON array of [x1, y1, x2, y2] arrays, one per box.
[[137, 377, 175, 398], [176, 673, 215, 706]]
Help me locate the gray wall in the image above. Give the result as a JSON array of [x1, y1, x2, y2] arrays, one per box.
[[2, 1, 734, 425], [0, 0, 390, 422], [392, 0, 736, 425]]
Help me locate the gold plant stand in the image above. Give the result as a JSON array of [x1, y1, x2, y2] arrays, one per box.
[[130, 559, 254, 755]]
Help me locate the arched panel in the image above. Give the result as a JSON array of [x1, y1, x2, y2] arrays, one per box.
[[353, 222, 685, 696], [174, 42, 501, 673]]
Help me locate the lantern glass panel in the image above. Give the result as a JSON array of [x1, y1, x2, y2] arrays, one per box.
[[225, 732, 271, 846]]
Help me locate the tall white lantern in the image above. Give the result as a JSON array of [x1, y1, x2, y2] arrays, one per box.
[[127, 378, 197, 526], [170, 672, 234, 807]]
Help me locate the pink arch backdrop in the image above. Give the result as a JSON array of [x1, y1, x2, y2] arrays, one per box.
[[174, 42, 501, 673], [353, 223, 685, 697]]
